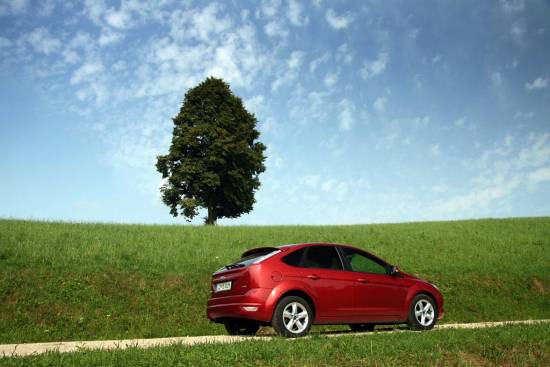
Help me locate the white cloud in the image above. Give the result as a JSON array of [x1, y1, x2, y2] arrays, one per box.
[[84, 0, 106, 25], [37, 0, 55, 16], [287, 50, 304, 69], [271, 73, 293, 92], [111, 60, 126, 72], [510, 23, 524, 39], [206, 26, 268, 88], [324, 70, 339, 88], [513, 111, 534, 120], [170, 4, 232, 41], [500, 0, 525, 14], [516, 133, 550, 169], [0, 36, 12, 48], [338, 98, 354, 131], [432, 184, 451, 193], [432, 55, 441, 64], [0, 0, 27, 15], [408, 28, 420, 40], [287, 0, 308, 26], [98, 31, 124, 46], [528, 167, 550, 184], [300, 175, 321, 188], [244, 94, 265, 115], [412, 116, 430, 128], [140, 18, 268, 95], [105, 8, 132, 29], [321, 178, 336, 192], [525, 77, 548, 91], [261, 0, 280, 18], [373, 96, 387, 113], [506, 58, 518, 69], [430, 177, 520, 215], [309, 52, 329, 73], [431, 143, 440, 157], [289, 90, 330, 122], [360, 52, 389, 79], [491, 71, 503, 87], [264, 19, 288, 38], [336, 43, 353, 64], [431, 133, 550, 217], [272, 51, 304, 90], [325, 9, 354, 30], [454, 116, 466, 127], [23, 27, 61, 55], [70, 60, 104, 84]]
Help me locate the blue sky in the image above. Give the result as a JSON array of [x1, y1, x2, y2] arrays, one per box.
[[1, 0, 549, 225]]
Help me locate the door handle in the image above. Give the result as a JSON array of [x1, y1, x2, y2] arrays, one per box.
[[307, 274, 320, 280], [357, 278, 369, 283]]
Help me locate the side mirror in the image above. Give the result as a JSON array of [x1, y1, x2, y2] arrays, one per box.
[[390, 265, 401, 276]]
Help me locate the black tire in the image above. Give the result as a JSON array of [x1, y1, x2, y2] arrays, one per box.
[[407, 294, 438, 330], [224, 319, 260, 335], [272, 296, 313, 338], [349, 323, 375, 332]]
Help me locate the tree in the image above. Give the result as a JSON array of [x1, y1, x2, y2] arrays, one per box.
[[156, 77, 266, 225]]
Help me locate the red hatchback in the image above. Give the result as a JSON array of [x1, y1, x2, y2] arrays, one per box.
[[207, 243, 444, 337]]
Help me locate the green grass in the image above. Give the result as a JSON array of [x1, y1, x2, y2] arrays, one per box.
[[1, 217, 549, 343], [3, 324, 550, 366]]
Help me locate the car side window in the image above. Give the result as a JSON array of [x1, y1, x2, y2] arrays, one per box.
[[302, 246, 343, 270], [282, 248, 305, 267], [342, 248, 387, 275]]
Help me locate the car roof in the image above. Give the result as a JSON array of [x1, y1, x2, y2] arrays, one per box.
[[277, 242, 362, 252], [280, 242, 350, 248]]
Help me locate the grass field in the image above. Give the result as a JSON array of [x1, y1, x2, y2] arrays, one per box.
[[3, 324, 550, 366], [1, 217, 549, 344]]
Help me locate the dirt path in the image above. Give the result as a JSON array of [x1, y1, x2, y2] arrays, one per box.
[[2, 319, 549, 358]]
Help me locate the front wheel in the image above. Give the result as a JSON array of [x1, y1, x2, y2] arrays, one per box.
[[224, 320, 260, 335], [407, 294, 438, 330], [349, 323, 375, 332], [272, 296, 313, 338]]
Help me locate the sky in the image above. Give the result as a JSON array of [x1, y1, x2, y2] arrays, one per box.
[[1, 0, 549, 225]]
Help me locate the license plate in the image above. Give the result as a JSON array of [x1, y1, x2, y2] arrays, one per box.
[[215, 281, 232, 292]]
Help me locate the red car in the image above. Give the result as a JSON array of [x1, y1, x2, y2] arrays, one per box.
[[207, 243, 444, 337]]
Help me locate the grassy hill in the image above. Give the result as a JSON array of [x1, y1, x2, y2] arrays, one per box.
[[1, 217, 549, 343]]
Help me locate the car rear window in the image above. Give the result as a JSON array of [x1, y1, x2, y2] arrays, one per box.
[[282, 248, 305, 266], [226, 249, 279, 269]]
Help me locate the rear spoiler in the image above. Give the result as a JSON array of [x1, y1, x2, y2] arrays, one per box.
[[241, 247, 280, 258]]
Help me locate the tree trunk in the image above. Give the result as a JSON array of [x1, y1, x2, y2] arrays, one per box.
[[206, 205, 217, 225]]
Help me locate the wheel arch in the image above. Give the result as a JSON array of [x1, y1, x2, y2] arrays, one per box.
[[404, 286, 439, 316], [275, 289, 317, 319], [414, 290, 437, 304]]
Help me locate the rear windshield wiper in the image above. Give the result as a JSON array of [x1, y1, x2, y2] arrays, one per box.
[[225, 263, 245, 270]]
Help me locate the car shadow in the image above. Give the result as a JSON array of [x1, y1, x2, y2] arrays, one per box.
[[255, 325, 409, 337]]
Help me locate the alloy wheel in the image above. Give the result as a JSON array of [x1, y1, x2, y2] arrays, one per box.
[[414, 299, 435, 326], [282, 301, 309, 334]]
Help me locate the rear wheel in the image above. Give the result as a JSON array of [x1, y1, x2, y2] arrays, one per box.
[[407, 294, 437, 330], [224, 320, 260, 335], [349, 323, 375, 332], [272, 296, 313, 338]]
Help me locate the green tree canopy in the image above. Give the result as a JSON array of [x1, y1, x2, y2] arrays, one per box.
[[156, 77, 266, 225]]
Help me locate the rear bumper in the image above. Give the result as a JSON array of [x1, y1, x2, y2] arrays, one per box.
[[207, 288, 274, 323]]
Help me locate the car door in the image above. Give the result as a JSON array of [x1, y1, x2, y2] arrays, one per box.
[[291, 245, 357, 320], [339, 246, 409, 320]]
